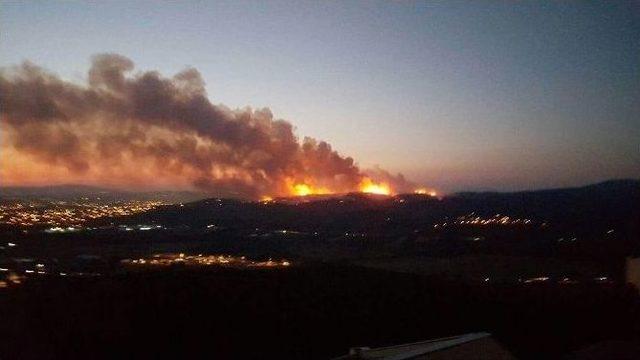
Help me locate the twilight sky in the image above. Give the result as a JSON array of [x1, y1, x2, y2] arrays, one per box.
[[1, 1, 639, 193]]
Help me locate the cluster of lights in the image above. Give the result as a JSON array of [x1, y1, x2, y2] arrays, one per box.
[[1, 253, 292, 290], [0, 200, 164, 227], [0, 265, 103, 290], [480, 275, 611, 285], [0, 272, 25, 289], [433, 213, 534, 228], [122, 253, 291, 268]]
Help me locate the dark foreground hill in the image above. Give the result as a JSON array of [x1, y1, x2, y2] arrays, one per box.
[[1, 265, 639, 360]]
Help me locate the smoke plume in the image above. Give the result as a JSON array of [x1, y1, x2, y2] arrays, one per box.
[[0, 54, 412, 198]]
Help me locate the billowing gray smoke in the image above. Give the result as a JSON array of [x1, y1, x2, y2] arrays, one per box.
[[0, 54, 412, 198]]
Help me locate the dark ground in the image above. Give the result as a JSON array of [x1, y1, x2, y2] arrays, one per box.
[[1, 264, 639, 359]]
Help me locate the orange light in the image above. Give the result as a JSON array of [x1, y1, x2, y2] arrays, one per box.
[[359, 178, 391, 195], [260, 196, 273, 202]]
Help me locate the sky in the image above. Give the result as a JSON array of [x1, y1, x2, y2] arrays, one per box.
[[1, 1, 639, 193]]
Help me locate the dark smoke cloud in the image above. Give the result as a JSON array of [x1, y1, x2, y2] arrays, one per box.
[[0, 54, 411, 198]]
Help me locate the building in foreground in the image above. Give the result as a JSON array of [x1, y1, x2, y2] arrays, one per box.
[[626, 256, 640, 292], [334, 332, 514, 360]]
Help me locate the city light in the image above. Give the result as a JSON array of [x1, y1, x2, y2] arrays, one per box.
[[0, 200, 164, 228], [433, 213, 534, 228], [122, 253, 292, 269]]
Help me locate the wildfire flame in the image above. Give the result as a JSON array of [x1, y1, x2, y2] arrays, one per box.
[[286, 179, 332, 197], [359, 178, 391, 195], [261, 181, 439, 200], [261, 176, 395, 199], [293, 184, 313, 196], [414, 188, 437, 197]]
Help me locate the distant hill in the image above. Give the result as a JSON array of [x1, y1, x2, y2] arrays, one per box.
[[1, 185, 123, 198], [453, 179, 640, 199], [3, 179, 638, 275], [98, 178, 637, 268], [3, 180, 639, 233], [120, 179, 639, 233], [449, 179, 640, 227], [0, 184, 207, 203]]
